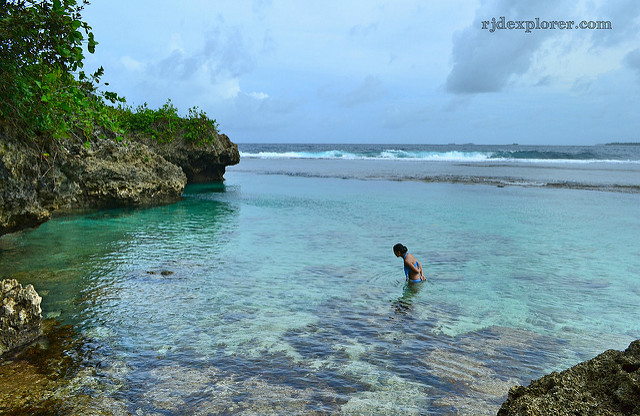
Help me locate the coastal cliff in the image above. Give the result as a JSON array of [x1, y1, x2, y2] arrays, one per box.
[[0, 1, 240, 237], [498, 340, 640, 415], [0, 130, 239, 236], [139, 133, 239, 183]]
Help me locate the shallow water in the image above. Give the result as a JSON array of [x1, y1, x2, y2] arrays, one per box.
[[1, 148, 639, 415]]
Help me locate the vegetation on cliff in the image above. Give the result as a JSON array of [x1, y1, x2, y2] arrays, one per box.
[[113, 100, 221, 147], [0, 0, 238, 236], [0, 0, 221, 147]]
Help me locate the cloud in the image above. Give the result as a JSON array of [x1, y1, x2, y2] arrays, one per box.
[[212, 78, 241, 100], [202, 25, 256, 80], [248, 91, 269, 100], [624, 48, 640, 80], [589, 0, 640, 47], [446, 0, 569, 94], [152, 23, 255, 82], [446, 0, 640, 95], [120, 56, 145, 72], [318, 75, 388, 107], [157, 49, 201, 80], [341, 75, 387, 107], [446, 28, 546, 94], [138, 19, 260, 104]]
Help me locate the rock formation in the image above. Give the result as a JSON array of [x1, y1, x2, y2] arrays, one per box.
[[0, 279, 43, 355], [141, 133, 240, 183], [0, 130, 239, 236], [498, 340, 640, 416]]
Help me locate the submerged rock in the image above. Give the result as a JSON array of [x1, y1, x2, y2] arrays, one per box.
[[0, 319, 130, 415], [0, 279, 42, 355], [498, 340, 640, 416]]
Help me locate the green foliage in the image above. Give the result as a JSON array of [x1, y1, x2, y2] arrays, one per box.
[[114, 100, 220, 146], [0, 0, 124, 141], [183, 106, 220, 146], [0, 0, 220, 148]]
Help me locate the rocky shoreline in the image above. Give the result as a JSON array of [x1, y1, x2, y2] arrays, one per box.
[[0, 130, 239, 236], [498, 340, 640, 415], [2, 278, 638, 415], [2, 132, 639, 414]]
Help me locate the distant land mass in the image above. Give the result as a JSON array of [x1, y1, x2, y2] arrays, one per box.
[[605, 142, 640, 146]]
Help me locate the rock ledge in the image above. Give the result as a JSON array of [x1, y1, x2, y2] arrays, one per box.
[[0, 130, 239, 236], [498, 340, 640, 416]]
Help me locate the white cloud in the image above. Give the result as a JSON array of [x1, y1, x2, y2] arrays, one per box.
[[213, 78, 242, 100], [249, 92, 269, 100], [120, 56, 145, 72]]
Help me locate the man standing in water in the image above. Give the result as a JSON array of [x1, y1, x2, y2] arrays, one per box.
[[393, 243, 426, 283]]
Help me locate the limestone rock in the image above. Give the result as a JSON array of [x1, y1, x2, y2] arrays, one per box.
[[0, 138, 52, 234], [498, 340, 640, 416], [1, 127, 238, 236], [0, 279, 43, 355], [140, 133, 240, 183], [60, 138, 187, 209]]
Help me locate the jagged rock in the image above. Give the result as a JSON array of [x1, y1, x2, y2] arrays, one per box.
[[0, 128, 239, 236], [59, 138, 187, 209], [0, 138, 52, 234], [0, 279, 43, 355], [140, 133, 240, 182], [0, 134, 186, 236], [498, 340, 640, 416]]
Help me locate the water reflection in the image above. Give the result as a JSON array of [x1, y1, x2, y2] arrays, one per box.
[[0, 185, 242, 414], [392, 281, 424, 314], [0, 186, 240, 328]]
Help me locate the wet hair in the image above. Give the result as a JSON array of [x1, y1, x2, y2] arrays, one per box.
[[393, 243, 407, 255]]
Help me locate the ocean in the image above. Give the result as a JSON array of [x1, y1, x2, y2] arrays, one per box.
[[1, 143, 639, 415]]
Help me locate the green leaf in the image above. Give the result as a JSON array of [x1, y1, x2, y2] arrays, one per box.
[[44, 72, 58, 83], [88, 32, 98, 54], [72, 30, 83, 42]]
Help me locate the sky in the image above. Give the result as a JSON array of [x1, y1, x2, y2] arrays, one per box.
[[82, 0, 640, 144]]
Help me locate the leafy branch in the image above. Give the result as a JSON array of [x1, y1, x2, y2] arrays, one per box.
[[0, 0, 123, 142], [0, 0, 220, 149]]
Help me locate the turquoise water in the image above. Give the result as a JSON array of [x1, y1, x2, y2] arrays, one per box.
[[1, 148, 639, 414]]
